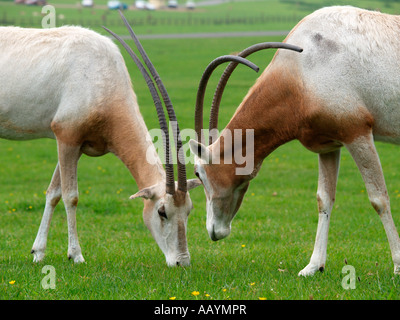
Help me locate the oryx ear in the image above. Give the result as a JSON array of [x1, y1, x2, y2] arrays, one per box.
[[187, 178, 202, 190], [189, 139, 210, 163], [130, 185, 158, 200]]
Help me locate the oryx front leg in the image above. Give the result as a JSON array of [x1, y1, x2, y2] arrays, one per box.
[[31, 163, 62, 262], [58, 142, 85, 263], [299, 149, 340, 276], [346, 134, 400, 275]]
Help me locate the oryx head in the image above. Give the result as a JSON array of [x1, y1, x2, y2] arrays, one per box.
[[105, 12, 201, 266], [189, 43, 303, 241]]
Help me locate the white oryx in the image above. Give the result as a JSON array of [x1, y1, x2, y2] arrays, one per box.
[[190, 6, 400, 275], [0, 12, 202, 266]]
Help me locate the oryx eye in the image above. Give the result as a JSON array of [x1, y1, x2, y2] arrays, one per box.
[[195, 171, 201, 181], [195, 171, 204, 185], [158, 205, 167, 219]]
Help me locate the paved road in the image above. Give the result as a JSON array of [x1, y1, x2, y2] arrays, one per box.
[[130, 30, 290, 39]]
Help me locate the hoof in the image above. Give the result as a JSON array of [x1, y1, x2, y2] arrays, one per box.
[[68, 253, 85, 264], [394, 265, 400, 275], [298, 264, 320, 277], [31, 249, 45, 263]]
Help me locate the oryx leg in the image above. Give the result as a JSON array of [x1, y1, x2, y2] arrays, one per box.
[[298, 149, 340, 276], [31, 163, 62, 262], [345, 134, 400, 275], [57, 141, 84, 263]]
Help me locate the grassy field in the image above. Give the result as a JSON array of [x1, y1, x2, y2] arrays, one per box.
[[1, 0, 400, 301]]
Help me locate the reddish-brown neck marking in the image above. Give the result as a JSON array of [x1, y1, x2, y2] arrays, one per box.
[[215, 64, 307, 178]]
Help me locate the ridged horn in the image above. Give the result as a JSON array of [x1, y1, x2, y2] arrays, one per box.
[[209, 42, 303, 142], [195, 55, 260, 146], [117, 10, 188, 193], [103, 21, 176, 194]]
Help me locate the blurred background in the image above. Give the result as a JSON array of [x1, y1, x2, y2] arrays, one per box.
[[2, 0, 400, 36]]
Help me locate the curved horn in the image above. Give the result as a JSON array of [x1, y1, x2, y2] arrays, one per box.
[[103, 26, 176, 194], [209, 43, 303, 140], [195, 55, 260, 146], [117, 11, 188, 193]]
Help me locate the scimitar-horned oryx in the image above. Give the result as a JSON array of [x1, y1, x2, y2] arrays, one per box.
[[190, 6, 400, 275], [1, 11, 203, 266]]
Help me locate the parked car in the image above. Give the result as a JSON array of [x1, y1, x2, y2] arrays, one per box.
[[135, 0, 145, 9], [145, 2, 155, 10], [24, 0, 47, 5], [167, 0, 178, 8], [135, 1, 155, 10], [82, 0, 94, 7], [186, 0, 195, 9], [107, 1, 128, 10]]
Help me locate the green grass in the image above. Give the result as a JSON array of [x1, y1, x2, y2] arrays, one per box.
[[1, 0, 400, 300]]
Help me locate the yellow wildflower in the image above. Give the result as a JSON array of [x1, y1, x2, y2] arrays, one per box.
[[191, 291, 200, 296], [169, 297, 176, 300], [9, 280, 15, 285]]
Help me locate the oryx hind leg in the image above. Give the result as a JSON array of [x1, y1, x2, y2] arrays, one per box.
[[57, 140, 84, 263], [299, 149, 340, 276], [345, 133, 400, 275], [31, 163, 62, 262]]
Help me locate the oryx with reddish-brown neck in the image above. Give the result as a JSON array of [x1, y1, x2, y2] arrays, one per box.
[[0, 12, 200, 266], [190, 5, 400, 275]]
